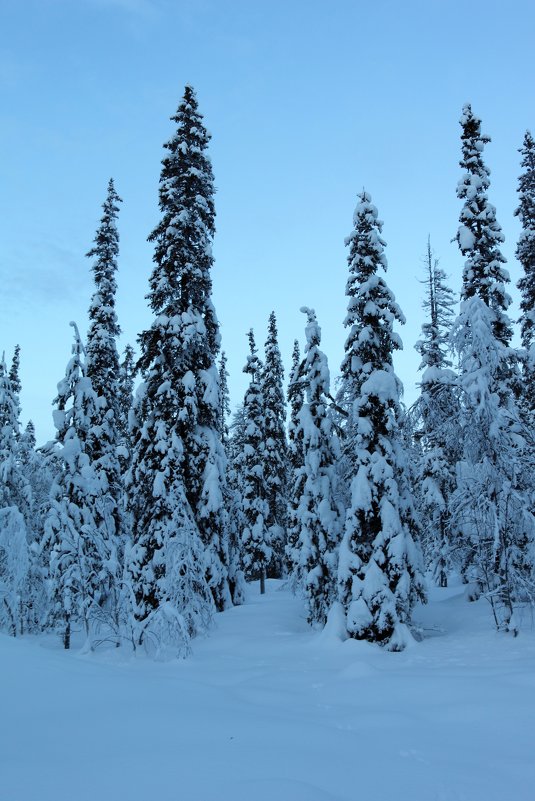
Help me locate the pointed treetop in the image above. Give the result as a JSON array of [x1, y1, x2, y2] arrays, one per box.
[[346, 190, 388, 279], [455, 104, 510, 342], [459, 103, 491, 164], [86, 178, 122, 262]]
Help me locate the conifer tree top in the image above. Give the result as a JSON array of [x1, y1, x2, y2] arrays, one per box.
[[456, 104, 510, 328], [342, 190, 404, 385], [244, 330, 261, 379], [147, 85, 216, 318], [86, 179, 122, 398]]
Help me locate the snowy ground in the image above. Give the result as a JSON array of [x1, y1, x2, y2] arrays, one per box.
[[2, 581, 535, 801]]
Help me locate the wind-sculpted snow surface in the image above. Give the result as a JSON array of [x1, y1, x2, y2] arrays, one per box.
[[1, 580, 534, 801]]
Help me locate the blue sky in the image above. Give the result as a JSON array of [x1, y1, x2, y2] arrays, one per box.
[[0, 0, 533, 441]]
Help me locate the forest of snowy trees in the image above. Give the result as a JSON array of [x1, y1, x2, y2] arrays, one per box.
[[1, 88, 534, 655]]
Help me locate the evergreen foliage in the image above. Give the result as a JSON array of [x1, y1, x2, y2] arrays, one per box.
[[42, 324, 103, 649], [0, 354, 31, 636], [240, 330, 270, 593], [85, 179, 124, 637], [9, 344, 21, 396], [117, 344, 136, 447], [455, 104, 512, 347], [452, 106, 535, 631], [127, 86, 226, 654], [337, 191, 425, 650], [138, 85, 230, 612], [285, 340, 306, 582], [219, 353, 246, 605], [262, 312, 288, 577], [218, 351, 231, 447], [414, 241, 459, 586], [295, 308, 341, 625], [4, 98, 535, 654], [516, 131, 535, 421], [226, 403, 247, 605]]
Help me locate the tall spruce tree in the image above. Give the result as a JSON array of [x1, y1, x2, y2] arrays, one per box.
[[240, 330, 270, 594], [262, 312, 288, 577], [141, 84, 230, 612], [295, 308, 341, 625], [337, 191, 425, 650], [516, 131, 535, 422], [414, 240, 459, 586], [85, 179, 124, 636], [451, 105, 535, 631], [127, 87, 226, 653]]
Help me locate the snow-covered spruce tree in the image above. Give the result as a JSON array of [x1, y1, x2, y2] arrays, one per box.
[[262, 312, 288, 577], [85, 179, 124, 638], [42, 324, 103, 649], [226, 403, 247, 594], [19, 420, 53, 632], [285, 340, 306, 582], [240, 330, 270, 594], [0, 354, 31, 636], [135, 85, 230, 613], [126, 87, 225, 655], [295, 308, 342, 625], [414, 239, 459, 586], [451, 105, 535, 631], [455, 105, 513, 350], [337, 191, 426, 650], [516, 131, 535, 423]]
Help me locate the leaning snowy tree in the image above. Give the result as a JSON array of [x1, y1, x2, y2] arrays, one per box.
[[414, 239, 459, 586], [337, 190, 426, 650], [451, 105, 535, 632], [127, 86, 227, 655], [240, 330, 270, 594], [261, 312, 288, 577], [516, 130, 535, 426], [294, 308, 342, 625], [85, 178, 124, 638]]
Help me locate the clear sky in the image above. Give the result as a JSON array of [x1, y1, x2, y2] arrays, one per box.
[[0, 0, 533, 442]]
